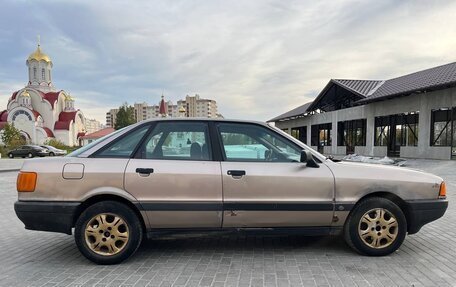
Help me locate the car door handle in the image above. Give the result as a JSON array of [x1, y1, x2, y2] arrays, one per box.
[[227, 170, 246, 177], [136, 168, 154, 176]]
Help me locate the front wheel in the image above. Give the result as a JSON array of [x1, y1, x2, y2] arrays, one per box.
[[74, 201, 143, 264], [27, 152, 33, 158], [8, 153, 13, 158], [344, 197, 407, 256], [49, 152, 55, 156]]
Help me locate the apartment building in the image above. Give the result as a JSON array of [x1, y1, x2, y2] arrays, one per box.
[[106, 94, 221, 127]]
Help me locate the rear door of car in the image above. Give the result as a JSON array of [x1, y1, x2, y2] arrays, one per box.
[[124, 120, 223, 229], [20, 146, 29, 156], [215, 122, 335, 228]]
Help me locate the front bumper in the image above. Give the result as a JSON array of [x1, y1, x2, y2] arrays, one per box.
[[405, 199, 448, 234], [14, 201, 80, 235]]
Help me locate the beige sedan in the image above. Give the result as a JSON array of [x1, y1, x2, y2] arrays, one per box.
[[14, 119, 448, 264]]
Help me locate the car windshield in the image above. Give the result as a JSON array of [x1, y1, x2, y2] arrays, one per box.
[[67, 127, 126, 157]]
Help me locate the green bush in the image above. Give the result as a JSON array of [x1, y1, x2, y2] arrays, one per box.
[[0, 146, 7, 158]]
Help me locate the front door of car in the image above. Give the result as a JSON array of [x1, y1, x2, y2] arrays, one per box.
[[13, 147, 21, 156], [124, 121, 223, 229], [216, 122, 335, 228]]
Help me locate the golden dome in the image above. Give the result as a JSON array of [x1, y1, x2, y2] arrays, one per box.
[[64, 93, 74, 101], [27, 45, 52, 63], [21, 90, 31, 97], [179, 106, 186, 113]]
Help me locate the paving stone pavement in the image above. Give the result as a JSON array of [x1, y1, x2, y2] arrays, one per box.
[[0, 159, 456, 287]]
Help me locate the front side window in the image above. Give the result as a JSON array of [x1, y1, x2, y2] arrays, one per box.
[[217, 123, 301, 162], [139, 122, 211, 161], [95, 125, 149, 158]]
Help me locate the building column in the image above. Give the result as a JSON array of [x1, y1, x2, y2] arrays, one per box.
[[331, 115, 338, 155], [418, 93, 430, 158], [307, 125, 312, 146], [365, 114, 375, 157]]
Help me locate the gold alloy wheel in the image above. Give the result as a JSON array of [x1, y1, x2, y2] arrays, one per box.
[[84, 213, 129, 256], [358, 208, 398, 249]]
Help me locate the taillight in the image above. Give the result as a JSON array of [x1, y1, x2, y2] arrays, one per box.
[[17, 172, 37, 192], [439, 182, 446, 199]]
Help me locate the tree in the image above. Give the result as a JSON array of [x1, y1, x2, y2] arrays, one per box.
[[114, 103, 136, 130], [1, 123, 25, 147]]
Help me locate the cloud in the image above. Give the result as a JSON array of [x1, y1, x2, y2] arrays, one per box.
[[1, 0, 456, 123]]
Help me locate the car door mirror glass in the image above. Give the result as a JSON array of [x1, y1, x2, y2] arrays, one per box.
[[301, 150, 319, 168], [300, 150, 308, 163]]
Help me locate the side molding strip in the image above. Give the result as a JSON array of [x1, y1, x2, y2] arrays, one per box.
[[136, 201, 355, 212]]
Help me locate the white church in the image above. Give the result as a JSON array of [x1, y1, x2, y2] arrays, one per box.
[[0, 41, 86, 146]]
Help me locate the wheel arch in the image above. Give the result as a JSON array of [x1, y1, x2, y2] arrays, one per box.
[[350, 191, 411, 232], [73, 194, 147, 235]]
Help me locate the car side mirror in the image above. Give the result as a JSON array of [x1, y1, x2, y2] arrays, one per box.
[[300, 150, 319, 168]]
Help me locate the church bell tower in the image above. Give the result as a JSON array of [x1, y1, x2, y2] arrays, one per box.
[[26, 36, 54, 92]]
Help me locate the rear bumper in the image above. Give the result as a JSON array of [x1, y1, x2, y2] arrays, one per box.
[[14, 201, 80, 235], [405, 199, 448, 234]]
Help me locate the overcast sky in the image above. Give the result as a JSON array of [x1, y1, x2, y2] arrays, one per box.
[[1, 0, 456, 123]]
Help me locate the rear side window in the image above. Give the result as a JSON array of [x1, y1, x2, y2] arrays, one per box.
[[94, 125, 149, 158], [138, 122, 212, 161]]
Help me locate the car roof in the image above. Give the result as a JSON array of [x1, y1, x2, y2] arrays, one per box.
[[138, 117, 269, 126]]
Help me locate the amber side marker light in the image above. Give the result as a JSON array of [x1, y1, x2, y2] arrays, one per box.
[[17, 172, 37, 192], [439, 182, 447, 199]]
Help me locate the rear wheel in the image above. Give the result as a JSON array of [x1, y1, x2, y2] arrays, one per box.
[[27, 152, 33, 158], [74, 201, 143, 264], [49, 152, 55, 156], [344, 197, 407, 256], [8, 153, 13, 158]]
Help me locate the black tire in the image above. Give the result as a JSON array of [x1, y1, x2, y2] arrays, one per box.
[[344, 197, 407, 256], [74, 201, 143, 265], [27, 152, 33, 158], [49, 152, 55, 156], [8, 153, 13, 158]]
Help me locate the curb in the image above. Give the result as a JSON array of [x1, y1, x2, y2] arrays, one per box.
[[0, 169, 20, 173]]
